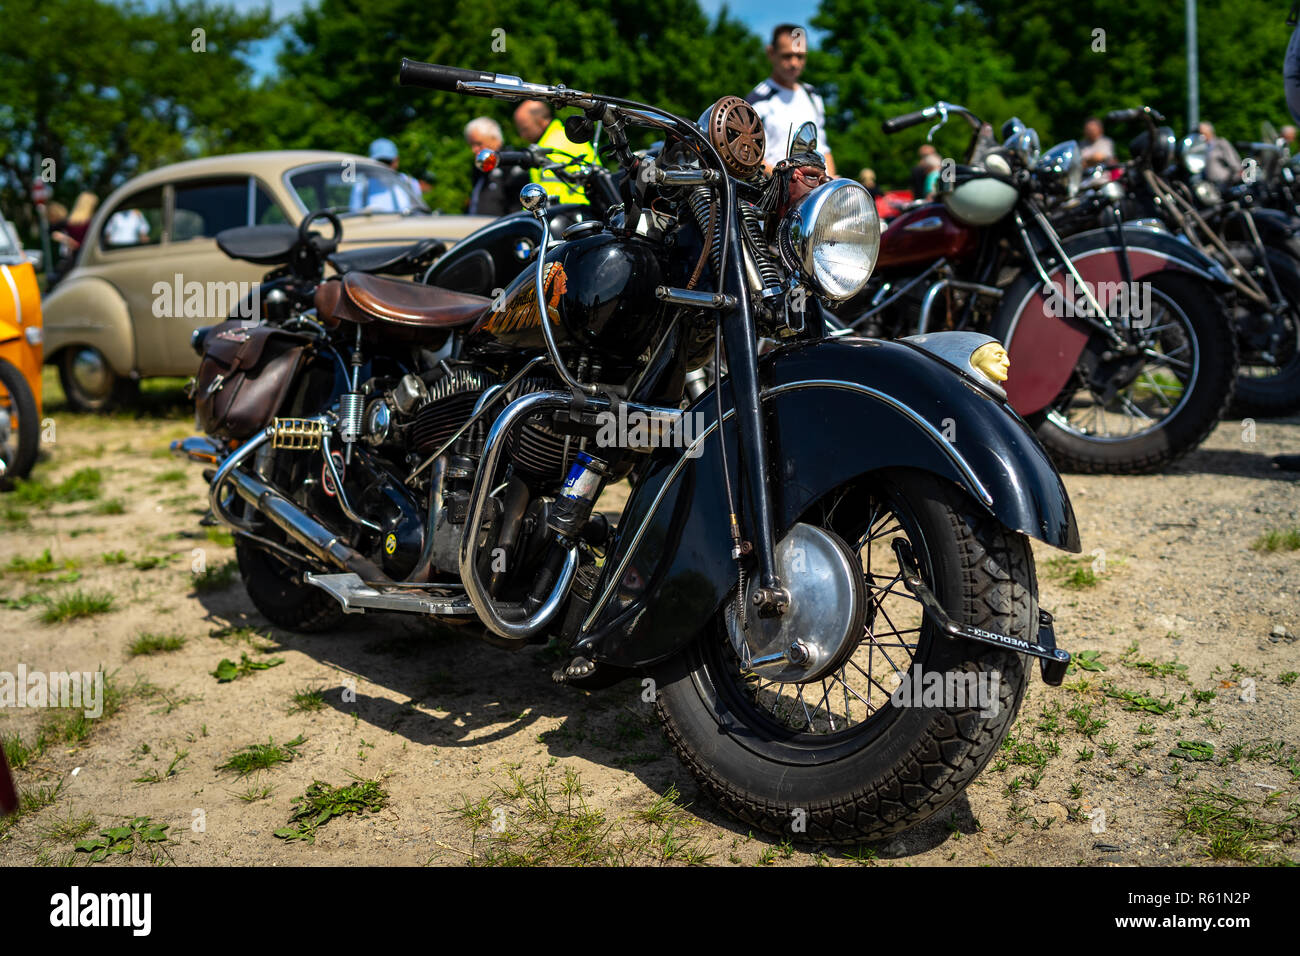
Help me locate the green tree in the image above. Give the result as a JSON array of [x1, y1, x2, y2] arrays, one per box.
[[261, 0, 767, 212], [0, 0, 276, 238]]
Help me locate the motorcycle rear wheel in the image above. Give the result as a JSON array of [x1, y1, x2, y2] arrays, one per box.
[[1229, 246, 1300, 418], [653, 470, 1033, 844], [235, 534, 344, 633]]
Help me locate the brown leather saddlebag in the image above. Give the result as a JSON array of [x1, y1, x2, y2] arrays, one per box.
[[194, 321, 311, 440]]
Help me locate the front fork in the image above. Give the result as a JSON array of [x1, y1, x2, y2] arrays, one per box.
[[720, 202, 787, 616]]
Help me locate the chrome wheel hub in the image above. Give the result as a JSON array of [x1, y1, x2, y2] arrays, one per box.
[[726, 522, 866, 684], [70, 348, 112, 398]]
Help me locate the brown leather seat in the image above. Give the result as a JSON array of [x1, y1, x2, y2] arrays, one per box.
[[340, 273, 490, 329]]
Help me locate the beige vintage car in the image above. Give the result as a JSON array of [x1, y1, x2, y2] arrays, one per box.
[[43, 151, 490, 410]]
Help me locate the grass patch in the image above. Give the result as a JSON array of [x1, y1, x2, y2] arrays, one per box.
[[212, 652, 284, 682], [11, 467, 103, 509], [0, 779, 66, 841], [4, 548, 78, 575], [289, 687, 326, 713], [455, 769, 710, 866], [154, 469, 187, 484], [38, 589, 115, 625], [1251, 527, 1300, 552], [93, 498, 126, 516], [128, 632, 186, 657], [102, 550, 128, 565], [275, 775, 388, 844], [36, 809, 97, 844], [134, 749, 188, 783], [217, 735, 306, 776], [193, 559, 238, 593], [1171, 788, 1299, 865], [132, 554, 172, 571], [205, 526, 235, 547]]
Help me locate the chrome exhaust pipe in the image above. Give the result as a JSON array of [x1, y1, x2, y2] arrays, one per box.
[[210, 427, 387, 582]]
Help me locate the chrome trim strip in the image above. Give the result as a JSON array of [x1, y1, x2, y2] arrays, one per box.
[[579, 377, 992, 634]]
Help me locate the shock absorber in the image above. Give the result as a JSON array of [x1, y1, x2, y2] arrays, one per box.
[[739, 201, 783, 292], [338, 324, 365, 464], [687, 185, 724, 278]]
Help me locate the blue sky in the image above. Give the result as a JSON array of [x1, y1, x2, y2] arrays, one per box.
[[215, 0, 825, 80]]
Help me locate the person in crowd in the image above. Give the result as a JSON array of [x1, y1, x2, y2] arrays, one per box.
[[512, 100, 599, 205], [1080, 117, 1115, 167], [745, 23, 835, 176], [909, 144, 937, 196], [351, 138, 427, 212], [103, 205, 149, 246], [857, 168, 877, 195], [464, 116, 531, 216], [1199, 121, 1243, 185], [1281, 125, 1296, 146], [920, 152, 943, 199]]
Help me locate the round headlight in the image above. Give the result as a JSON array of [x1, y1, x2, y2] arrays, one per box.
[[782, 179, 880, 301], [1037, 140, 1082, 197], [1179, 134, 1208, 177]]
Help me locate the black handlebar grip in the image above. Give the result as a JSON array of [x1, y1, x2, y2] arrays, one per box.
[[1105, 108, 1141, 124], [494, 150, 537, 168], [399, 58, 498, 91], [881, 110, 932, 135]]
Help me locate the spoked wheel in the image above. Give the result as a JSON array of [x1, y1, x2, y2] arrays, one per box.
[[654, 470, 1035, 844], [1034, 272, 1235, 474], [1229, 247, 1300, 418]]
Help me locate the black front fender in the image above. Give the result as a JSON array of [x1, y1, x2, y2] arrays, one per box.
[[579, 336, 1080, 670]]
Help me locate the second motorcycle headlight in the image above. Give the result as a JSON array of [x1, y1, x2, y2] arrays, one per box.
[[782, 179, 880, 301]]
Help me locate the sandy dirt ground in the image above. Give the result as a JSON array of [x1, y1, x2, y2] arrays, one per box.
[[1, 374, 1297, 866]]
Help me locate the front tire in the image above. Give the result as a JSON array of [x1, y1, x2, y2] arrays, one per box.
[[1229, 246, 1300, 419], [1033, 272, 1235, 474], [57, 346, 137, 413], [0, 358, 39, 487], [653, 471, 1034, 844]]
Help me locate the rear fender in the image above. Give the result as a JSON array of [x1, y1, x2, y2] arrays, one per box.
[[989, 223, 1232, 415], [577, 336, 1080, 670]]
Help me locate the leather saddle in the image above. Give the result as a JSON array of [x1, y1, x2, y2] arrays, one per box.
[[314, 273, 490, 336]]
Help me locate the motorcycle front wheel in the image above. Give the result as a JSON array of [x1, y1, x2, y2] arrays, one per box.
[[1229, 246, 1300, 418], [1032, 272, 1236, 474], [654, 470, 1033, 844]]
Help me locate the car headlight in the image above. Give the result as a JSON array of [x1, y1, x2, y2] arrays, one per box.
[[780, 179, 880, 301], [1037, 140, 1082, 197]]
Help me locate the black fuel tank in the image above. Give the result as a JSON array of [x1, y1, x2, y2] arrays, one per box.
[[465, 230, 669, 367]]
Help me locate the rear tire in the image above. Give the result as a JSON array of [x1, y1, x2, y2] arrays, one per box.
[[234, 536, 344, 632], [0, 358, 39, 487], [653, 471, 1033, 844]]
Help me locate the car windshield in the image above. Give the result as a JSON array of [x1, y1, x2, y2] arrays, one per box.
[[286, 162, 429, 217], [0, 217, 22, 262]]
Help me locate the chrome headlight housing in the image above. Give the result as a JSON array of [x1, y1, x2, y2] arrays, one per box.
[[1179, 133, 1208, 177], [1036, 140, 1082, 197], [780, 179, 880, 301]]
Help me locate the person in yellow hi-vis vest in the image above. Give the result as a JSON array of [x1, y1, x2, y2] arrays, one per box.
[[512, 100, 599, 205]]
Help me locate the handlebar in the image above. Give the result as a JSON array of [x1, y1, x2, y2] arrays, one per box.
[[1104, 106, 1166, 126], [398, 59, 503, 92], [882, 108, 936, 135]]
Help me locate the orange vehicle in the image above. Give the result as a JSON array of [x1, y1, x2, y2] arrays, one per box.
[[0, 213, 43, 485]]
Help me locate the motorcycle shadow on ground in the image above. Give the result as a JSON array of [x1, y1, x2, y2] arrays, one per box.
[[191, 584, 970, 856]]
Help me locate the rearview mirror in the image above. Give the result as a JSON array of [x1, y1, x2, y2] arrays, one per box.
[[789, 121, 818, 158]]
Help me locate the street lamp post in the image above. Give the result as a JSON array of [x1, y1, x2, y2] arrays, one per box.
[[1187, 0, 1199, 130]]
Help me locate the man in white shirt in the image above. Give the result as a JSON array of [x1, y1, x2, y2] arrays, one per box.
[[745, 23, 836, 176]]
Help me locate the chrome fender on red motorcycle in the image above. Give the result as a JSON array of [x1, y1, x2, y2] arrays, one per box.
[[988, 224, 1233, 415], [575, 336, 1080, 670]]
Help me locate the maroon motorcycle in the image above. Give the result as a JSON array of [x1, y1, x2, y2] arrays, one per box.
[[834, 102, 1238, 474]]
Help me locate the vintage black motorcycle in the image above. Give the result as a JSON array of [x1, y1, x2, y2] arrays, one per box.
[[173, 60, 1080, 842], [1050, 107, 1300, 418]]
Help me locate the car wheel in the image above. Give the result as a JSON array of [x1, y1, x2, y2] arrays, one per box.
[[57, 347, 136, 412]]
